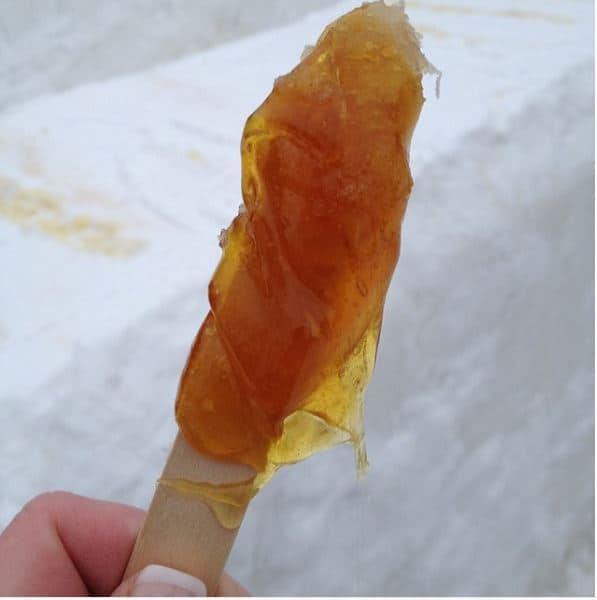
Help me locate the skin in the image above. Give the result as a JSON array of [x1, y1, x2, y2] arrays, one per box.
[[0, 491, 248, 596]]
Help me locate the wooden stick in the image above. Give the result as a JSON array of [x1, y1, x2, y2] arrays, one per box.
[[123, 431, 254, 594]]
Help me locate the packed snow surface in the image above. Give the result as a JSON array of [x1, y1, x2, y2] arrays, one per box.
[[0, 0, 338, 111], [0, 0, 593, 595]]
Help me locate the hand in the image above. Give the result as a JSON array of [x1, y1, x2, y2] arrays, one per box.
[[0, 491, 249, 596]]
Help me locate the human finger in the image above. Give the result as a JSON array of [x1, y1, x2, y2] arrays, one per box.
[[112, 564, 207, 596], [0, 491, 145, 595]]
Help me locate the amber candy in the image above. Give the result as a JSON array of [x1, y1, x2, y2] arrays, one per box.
[[175, 1, 433, 493]]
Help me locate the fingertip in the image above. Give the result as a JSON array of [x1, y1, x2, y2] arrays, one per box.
[[112, 565, 206, 597]]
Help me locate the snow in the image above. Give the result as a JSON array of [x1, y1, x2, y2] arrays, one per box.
[[0, 0, 593, 595], [0, 0, 338, 111]]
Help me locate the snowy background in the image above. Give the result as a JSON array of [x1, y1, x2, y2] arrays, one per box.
[[0, 0, 594, 595]]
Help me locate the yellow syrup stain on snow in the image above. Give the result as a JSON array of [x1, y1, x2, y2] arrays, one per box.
[[0, 176, 146, 257], [187, 148, 203, 161], [408, 1, 574, 25], [412, 23, 487, 46], [415, 24, 450, 39], [21, 145, 44, 178]]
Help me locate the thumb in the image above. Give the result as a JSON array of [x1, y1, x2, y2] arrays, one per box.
[[112, 565, 207, 596]]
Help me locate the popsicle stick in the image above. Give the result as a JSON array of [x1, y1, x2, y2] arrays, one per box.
[[123, 431, 254, 594]]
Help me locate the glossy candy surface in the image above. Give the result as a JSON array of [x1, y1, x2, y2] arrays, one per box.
[[176, 1, 431, 489]]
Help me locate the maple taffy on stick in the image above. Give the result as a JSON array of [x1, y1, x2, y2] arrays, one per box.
[[124, 1, 437, 593]]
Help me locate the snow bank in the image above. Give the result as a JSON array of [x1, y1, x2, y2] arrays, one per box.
[[0, 0, 593, 595], [0, 0, 337, 111]]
